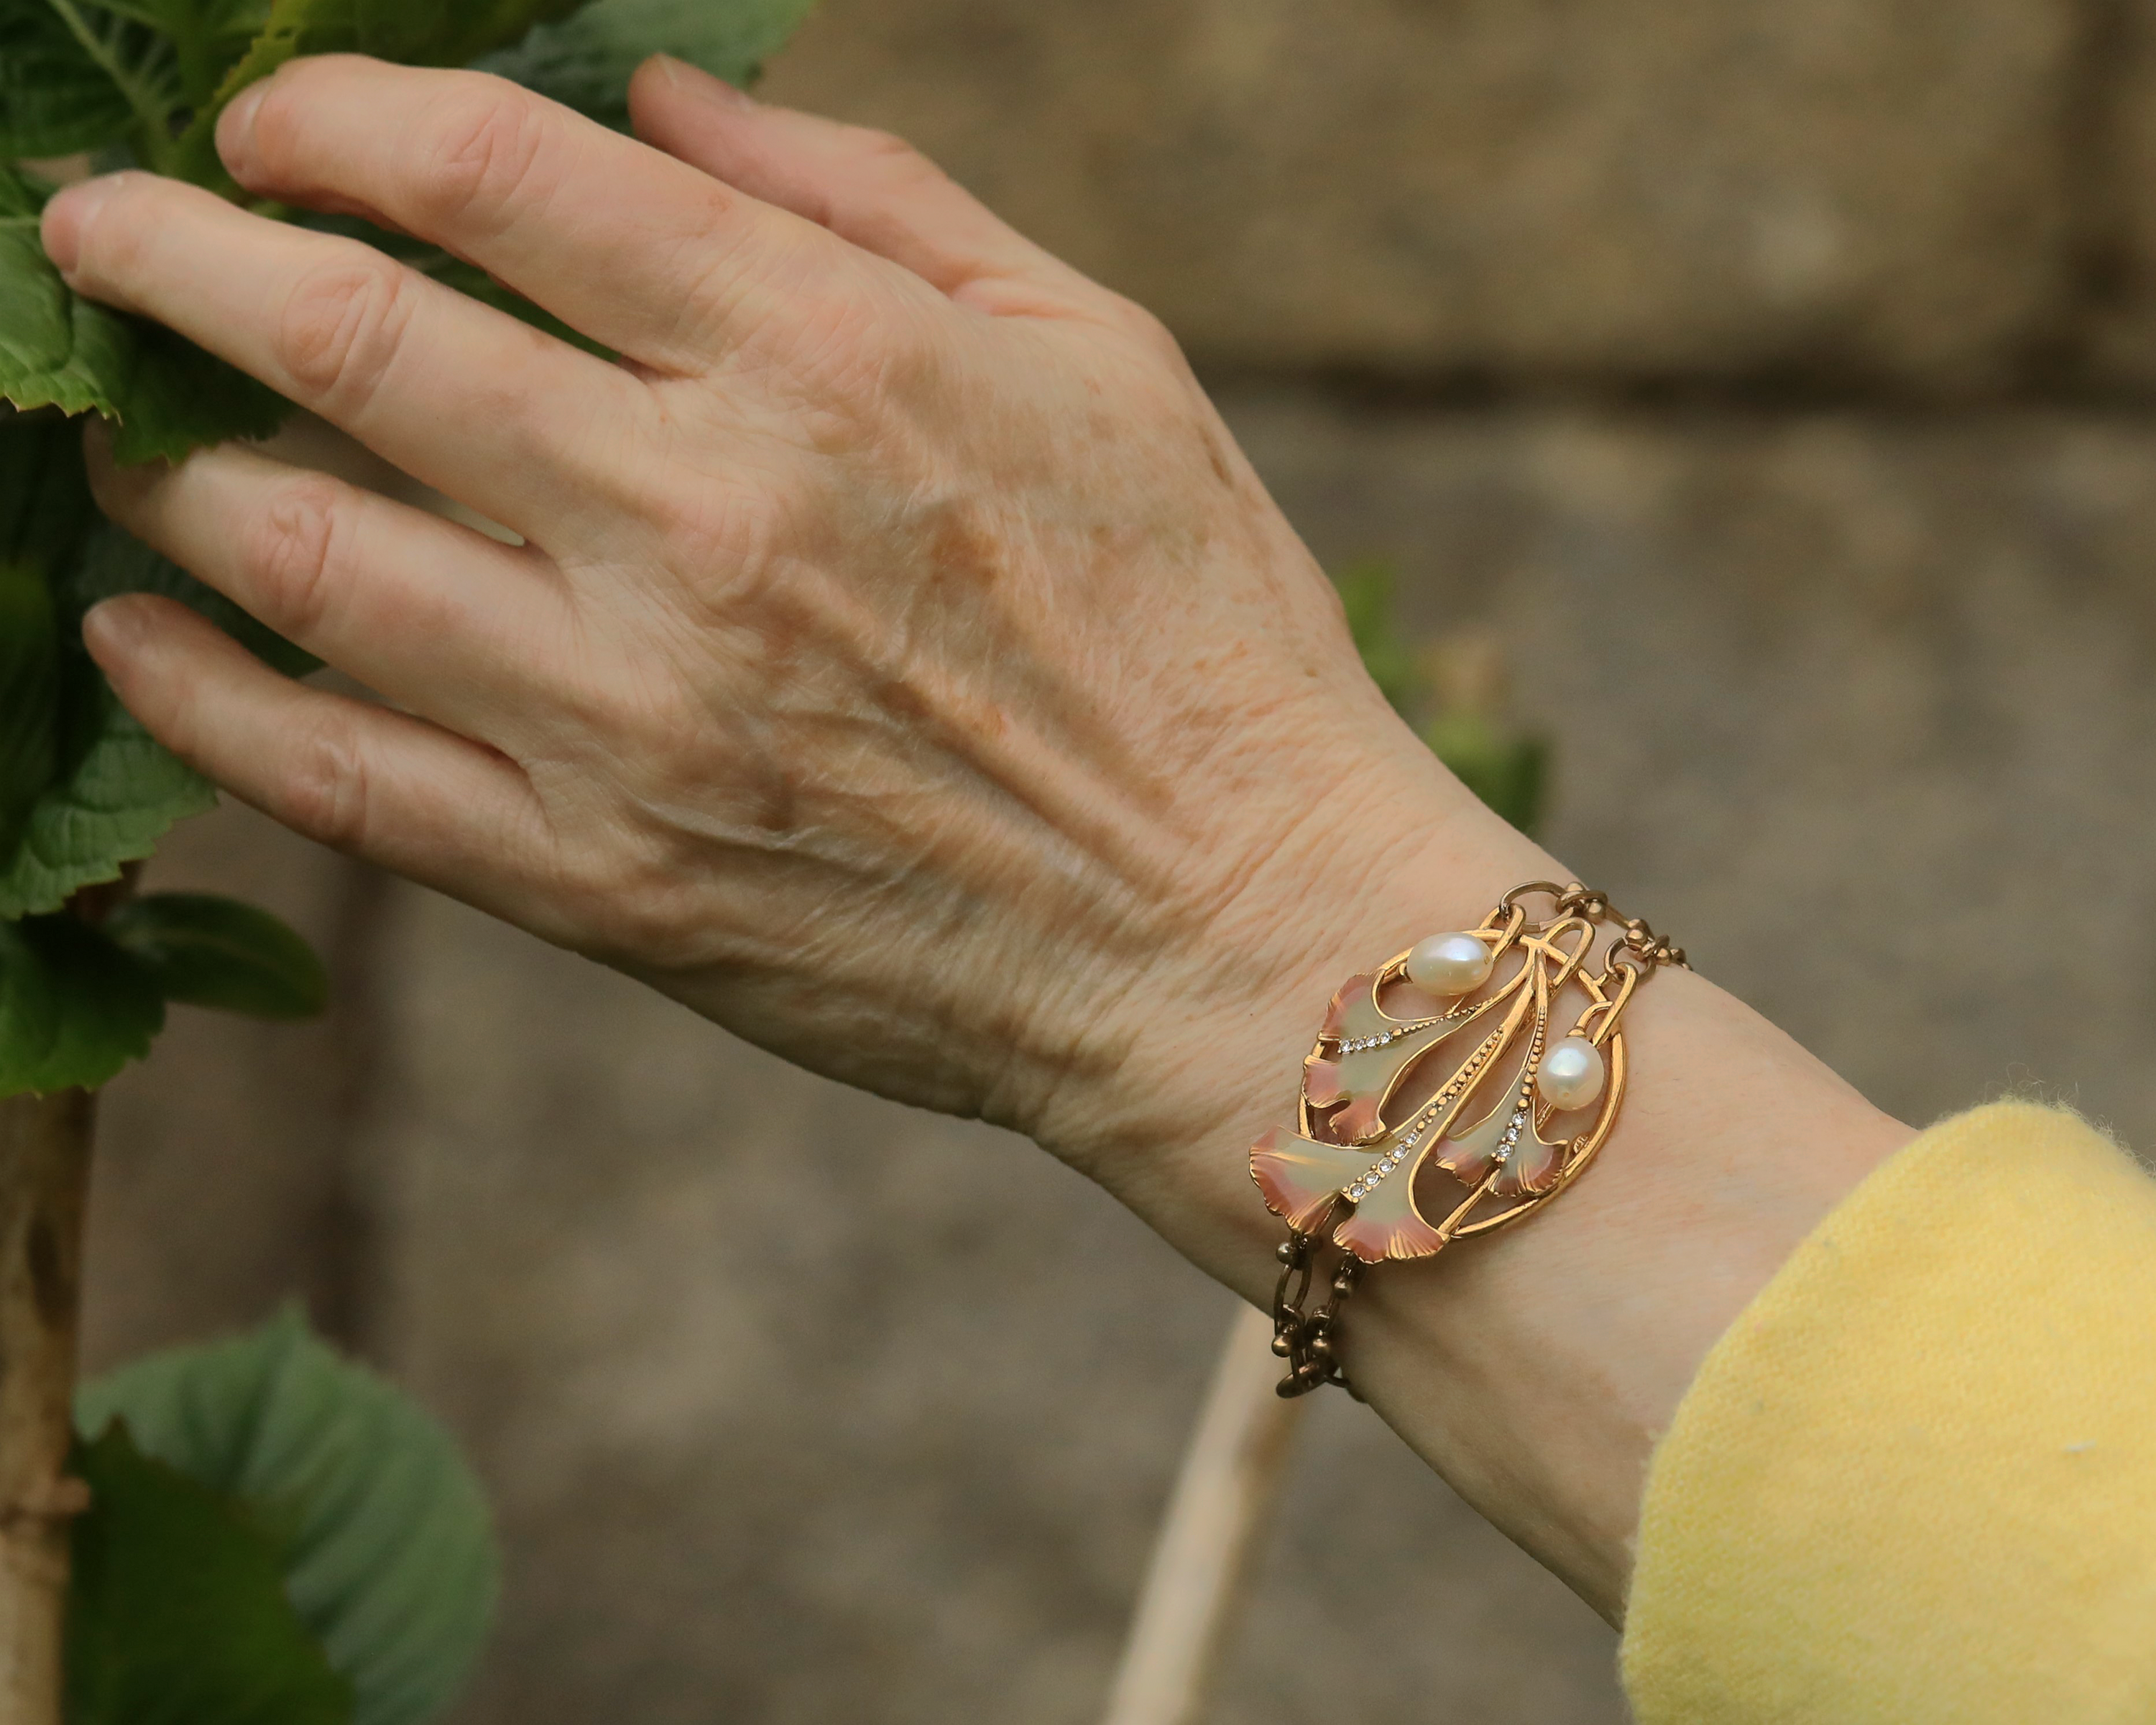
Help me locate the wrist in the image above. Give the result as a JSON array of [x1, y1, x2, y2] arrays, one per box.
[[1034, 733, 1553, 1282], [1032, 748, 1912, 1623]]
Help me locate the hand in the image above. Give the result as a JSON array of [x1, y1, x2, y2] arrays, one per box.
[[43, 54, 1495, 1188], [44, 55, 1911, 1621]]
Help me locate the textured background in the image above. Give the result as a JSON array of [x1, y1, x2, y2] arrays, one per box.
[[79, 4, 2156, 1721]]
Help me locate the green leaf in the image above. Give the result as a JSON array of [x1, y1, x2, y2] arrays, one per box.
[[129, 0, 275, 109], [479, 0, 819, 127], [0, 913, 163, 1096], [105, 892, 328, 1018], [0, 413, 96, 879], [0, 671, 216, 921], [68, 519, 318, 676], [1424, 712, 1547, 837], [1335, 558, 1425, 718], [0, 408, 98, 574], [0, 562, 61, 862], [80, 1310, 499, 1725], [0, 0, 148, 157], [0, 168, 290, 461], [0, 167, 139, 424], [67, 1423, 354, 1725], [104, 315, 290, 466], [172, 0, 588, 181]]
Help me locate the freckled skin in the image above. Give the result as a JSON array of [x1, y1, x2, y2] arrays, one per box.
[[54, 55, 1915, 1621]]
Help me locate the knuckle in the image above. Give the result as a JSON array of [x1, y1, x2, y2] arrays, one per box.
[[408, 80, 553, 232], [575, 860, 701, 962], [1105, 295, 1184, 364], [241, 477, 348, 639], [651, 478, 791, 595], [274, 253, 415, 411], [849, 125, 928, 173], [283, 709, 374, 852]]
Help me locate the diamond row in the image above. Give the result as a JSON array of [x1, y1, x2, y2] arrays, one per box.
[[1491, 1108, 1530, 1167], [1345, 1121, 1429, 1202], [1337, 1022, 1432, 1055]]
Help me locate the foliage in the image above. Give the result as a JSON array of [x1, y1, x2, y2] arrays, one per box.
[[0, 2, 820, 1719], [66, 1425, 352, 1725], [0, 911, 162, 1093], [74, 1310, 499, 1725], [478, 0, 819, 127], [79, 1310, 498, 1725], [0, 0, 821, 1101], [1337, 558, 1549, 837], [104, 893, 329, 1018]]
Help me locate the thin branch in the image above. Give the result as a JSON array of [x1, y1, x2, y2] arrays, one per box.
[[0, 1090, 96, 1725], [1100, 1305, 1308, 1725]]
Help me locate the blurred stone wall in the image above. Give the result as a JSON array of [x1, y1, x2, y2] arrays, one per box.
[[80, 4, 2156, 1724]]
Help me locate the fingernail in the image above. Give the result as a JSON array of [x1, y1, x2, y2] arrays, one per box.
[[40, 175, 128, 280], [217, 79, 270, 176], [654, 53, 756, 109], [83, 597, 151, 656]]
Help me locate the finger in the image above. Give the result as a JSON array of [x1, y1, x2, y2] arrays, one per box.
[[216, 55, 871, 374], [89, 436, 576, 746], [627, 57, 1095, 316], [42, 170, 648, 544], [82, 594, 558, 930]]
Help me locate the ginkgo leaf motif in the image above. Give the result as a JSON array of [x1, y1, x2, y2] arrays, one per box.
[[1253, 1125, 1452, 1264], [1431, 977, 1565, 1200], [1256, 921, 1613, 1264], [1327, 1148, 1450, 1264], [1249, 1126, 1365, 1235], [1303, 969, 1490, 1144], [1434, 1074, 1563, 1199]]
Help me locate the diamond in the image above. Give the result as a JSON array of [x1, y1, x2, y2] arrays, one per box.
[[1348, 1182, 1365, 1199]]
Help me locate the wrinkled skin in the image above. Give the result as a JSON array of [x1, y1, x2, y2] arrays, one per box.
[[44, 55, 1909, 1622], [50, 55, 1485, 1181]]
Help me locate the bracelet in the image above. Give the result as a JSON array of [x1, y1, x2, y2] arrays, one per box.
[[1252, 880, 1687, 1397]]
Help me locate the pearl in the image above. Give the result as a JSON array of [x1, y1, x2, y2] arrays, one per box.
[[1404, 932, 1493, 995], [1537, 1036, 1606, 1111]]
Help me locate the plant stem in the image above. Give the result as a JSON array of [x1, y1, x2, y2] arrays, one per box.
[[0, 1087, 93, 1725], [1100, 1305, 1307, 1725]]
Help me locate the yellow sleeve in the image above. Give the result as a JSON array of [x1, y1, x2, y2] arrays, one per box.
[[1621, 1101, 2156, 1724]]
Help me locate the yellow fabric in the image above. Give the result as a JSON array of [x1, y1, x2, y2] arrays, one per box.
[[1621, 1102, 2156, 1724]]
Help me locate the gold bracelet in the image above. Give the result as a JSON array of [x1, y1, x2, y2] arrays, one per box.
[[1253, 880, 1687, 1397]]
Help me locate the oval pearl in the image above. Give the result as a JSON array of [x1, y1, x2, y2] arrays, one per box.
[[1404, 932, 1494, 995], [1537, 1036, 1607, 1111]]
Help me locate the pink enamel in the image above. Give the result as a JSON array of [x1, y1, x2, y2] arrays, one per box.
[[1493, 1132, 1563, 1198], [1332, 1094, 1386, 1144], [1434, 1087, 1516, 1188], [1331, 1167, 1447, 1264], [1320, 975, 1376, 1039], [1249, 1127, 1368, 1233]]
